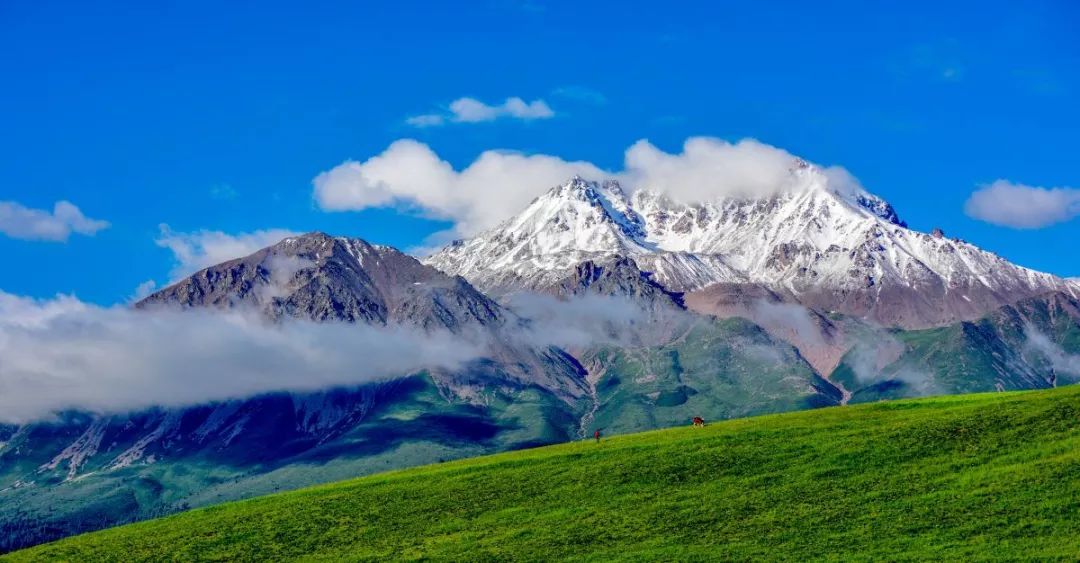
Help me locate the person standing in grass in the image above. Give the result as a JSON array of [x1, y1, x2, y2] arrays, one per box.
[[594, 429, 601, 443]]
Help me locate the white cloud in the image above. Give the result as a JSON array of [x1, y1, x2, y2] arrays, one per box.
[[0, 200, 109, 242], [155, 225, 301, 280], [964, 180, 1080, 229], [451, 96, 554, 122], [0, 291, 484, 424], [313, 139, 605, 236], [623, 137, 802, 201], [406, 96, 555, 127], [313, 137, 837, 237]]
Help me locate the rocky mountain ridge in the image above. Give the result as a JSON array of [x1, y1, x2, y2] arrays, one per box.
[[426, 172, 1080, 328]]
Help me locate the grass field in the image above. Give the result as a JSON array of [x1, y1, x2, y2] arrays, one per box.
[[9, 385, 1080, 561]]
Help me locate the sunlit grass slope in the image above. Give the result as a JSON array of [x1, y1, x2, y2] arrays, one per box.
[[10, 385, 1080, 561]]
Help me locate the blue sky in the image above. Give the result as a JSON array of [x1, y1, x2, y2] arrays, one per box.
[[1, 0, 1078, 304]]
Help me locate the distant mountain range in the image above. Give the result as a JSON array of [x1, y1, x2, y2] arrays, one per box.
[[3, 168, 1079, 552]]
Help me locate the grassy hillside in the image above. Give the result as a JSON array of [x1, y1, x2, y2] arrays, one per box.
[[9, 385, 1080, 561]]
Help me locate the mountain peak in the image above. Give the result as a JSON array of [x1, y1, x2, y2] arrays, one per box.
[[426, 173, 1078, 327], [139, 233, 505, 331]]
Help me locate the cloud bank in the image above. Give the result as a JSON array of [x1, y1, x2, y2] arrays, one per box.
[[0, 288, 681, 424], [0, 291, 483, 424], [964, 180, 1080, 229], [407, 96, 555, 127], [0, 200, 109, 242], [313, 137, 841, 237], [155, 225, 301, 280]]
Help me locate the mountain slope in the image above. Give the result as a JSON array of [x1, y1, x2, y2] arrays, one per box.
[[5, 228, 1076, 553], [831, 291, 1080, 402], [1, 232, 830, 553], [139, 232, 505, 331], [427, 173, 1080, 328], [12, 386, 1080, 561], [0, 233, 596, 553]]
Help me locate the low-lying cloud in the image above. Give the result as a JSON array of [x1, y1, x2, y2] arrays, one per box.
[[749, 300, 827, 350], [313, 137, 859, 238], [0, 286, 692, 424], [507, 293, 668, 350], [0, 200, 109, 242], [1024, 325, 1080, 382], [842, 325, 937, 394], [964, 180, 1080, 229], [0, 291, 482, 424], [406, 96, 555, 127]]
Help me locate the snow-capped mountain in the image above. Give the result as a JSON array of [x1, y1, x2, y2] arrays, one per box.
[[426, 167, 1080, 328], [425, 176, 743, 293], [7, 227, 1078, 552]]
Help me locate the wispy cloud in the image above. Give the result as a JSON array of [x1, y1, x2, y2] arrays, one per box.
[[1024, 324, 1080, 379], [155, 225, 301, 280], [405, 114, 447, 128], [132, 280, 158, 301], [506, 293, 678, 349], [0, 200, 109, 242], [964, 180, 1080, 229], [406, 96, 555, 127], [0, 291, 483, 424]]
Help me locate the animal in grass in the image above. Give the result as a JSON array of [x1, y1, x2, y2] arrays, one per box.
[[692, 416, 706, 428]]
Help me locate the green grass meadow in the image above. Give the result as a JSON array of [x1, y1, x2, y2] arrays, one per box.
[[9, 385, 1080, 561]]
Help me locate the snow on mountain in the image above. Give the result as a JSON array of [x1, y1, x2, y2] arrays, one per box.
[[425, 176, 743, 293], [426, 165, 1080, 328]]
